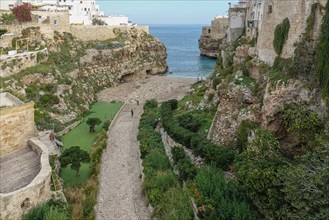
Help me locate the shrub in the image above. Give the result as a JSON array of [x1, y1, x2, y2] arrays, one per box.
[[234, 129, 286, 218], [0, 13, 17, 24], [0, 29, 7, 37], [12, 4, 32, 23], [153, 188, 194, 220], [195, 166, 258, 219], [212, 77, 220, 89], [171, 147, 197, 181], [177, 113, 202, 132], [39, 93, 60, 106], [144, 99, 158, 109], [273, 18, 290, 56], [161, 100, 236, 170]]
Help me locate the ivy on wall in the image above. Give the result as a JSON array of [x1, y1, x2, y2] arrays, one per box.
[[316, 1, 329, 91], [273, 18, 290, 56]]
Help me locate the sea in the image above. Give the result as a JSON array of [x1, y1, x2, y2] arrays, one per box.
[[149, 24, 216, 78]]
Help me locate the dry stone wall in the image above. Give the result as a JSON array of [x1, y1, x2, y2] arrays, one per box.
[[0, 49, 48, 77]]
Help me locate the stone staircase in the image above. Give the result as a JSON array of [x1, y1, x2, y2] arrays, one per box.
[[0, 147, 41, 193]]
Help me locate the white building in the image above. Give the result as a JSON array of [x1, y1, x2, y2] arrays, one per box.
[[23, 0, 131, 26], [0, 0, 21, 11], [227, 1, 248, 42]]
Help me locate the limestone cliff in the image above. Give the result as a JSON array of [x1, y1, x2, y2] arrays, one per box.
[[198, 17, 228, 58], [0, 27, 167, 130], [198, 36, 223, 58]]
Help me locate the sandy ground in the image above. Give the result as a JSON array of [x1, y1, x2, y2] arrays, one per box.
[[96, 75, 195, 220]]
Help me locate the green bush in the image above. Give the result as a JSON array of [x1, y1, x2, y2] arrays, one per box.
[[195, 166, 258, 219], [161, 100, 236, 170], [273, 18, 290, 56], [212, 77, 220, 89], [177, 113, 202, 132], [39, 93, 60, 106], [153, 188, 194, 220], [171, 147, 197, 181], [22, 203, 68, 220], [0, 29, 7, 37], [144, 99, 158, 109], [234, 129, 286, 218]]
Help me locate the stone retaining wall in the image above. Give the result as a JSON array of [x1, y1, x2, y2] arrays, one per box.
[[0, 102, 36, 156], [0, 138, 52, 220], [0, 48, 48, 77]]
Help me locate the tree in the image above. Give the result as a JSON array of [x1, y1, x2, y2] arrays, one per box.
[[60, 146, 90, 176], [86, 117, 101, 133]]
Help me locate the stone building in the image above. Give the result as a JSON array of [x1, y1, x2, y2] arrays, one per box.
[[0, 92, 52, 220], [227, 1, 248, 43], [255, 0, 327, 65], [199, 16, 228, 58]]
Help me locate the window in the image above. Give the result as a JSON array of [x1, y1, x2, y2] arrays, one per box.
[[80, 1, 82, 3], [208, 29, 211, 34], [54, 20, 57, 25], [68, 7, 71, 10], [84, 8, 86, 11], [268, 5, 273, 14]]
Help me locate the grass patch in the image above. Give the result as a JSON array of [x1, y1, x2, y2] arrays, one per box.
[[60, 102, 122, 185]]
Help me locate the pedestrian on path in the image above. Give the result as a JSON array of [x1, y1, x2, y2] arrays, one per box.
[[131, 109, 134, 117], [136, 100, 139, 105]]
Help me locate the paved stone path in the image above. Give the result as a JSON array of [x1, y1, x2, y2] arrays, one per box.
[[96, 76, 195, 220]]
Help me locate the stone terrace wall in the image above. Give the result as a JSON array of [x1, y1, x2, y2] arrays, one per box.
[[257, 0, 327, 65], [0, 48, 48, 77], [0, 138, 51, 220], [70, 26, 149, 41], [0, 102, 36, 156]]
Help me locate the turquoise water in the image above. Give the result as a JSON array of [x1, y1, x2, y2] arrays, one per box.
[[149, 24, 216, 78]]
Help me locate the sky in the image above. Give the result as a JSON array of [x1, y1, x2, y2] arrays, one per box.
[[97, 0, 239, 25]]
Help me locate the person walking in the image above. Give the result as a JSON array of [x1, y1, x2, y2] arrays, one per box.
[[131, 109, 134, 117]]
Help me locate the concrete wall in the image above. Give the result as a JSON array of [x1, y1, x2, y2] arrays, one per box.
[[0, 102, 36, 156], [0, 48, 48, 77], [99, 16, 129, 26], [0, 138, 52, 220], [257, 0, 327, 65], [70, 25, 149, 41], [228, 8, 247, 42]]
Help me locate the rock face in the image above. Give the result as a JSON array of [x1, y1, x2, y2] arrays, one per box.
[[199, 17, 228, 58], [198, 37, 223, 58]]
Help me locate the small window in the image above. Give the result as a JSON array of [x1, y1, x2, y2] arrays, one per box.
[[208, 29, 211, 34], [80, 1, 82, 3], [84, 8, 86, 11], [59, 0, 61, 2], [68, 7, 71, 10], [54, 20, 57, 25], [64, 0, 66, 2], [268, 5, 273, 14]]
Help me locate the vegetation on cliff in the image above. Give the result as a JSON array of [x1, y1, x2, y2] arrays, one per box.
[[0, 28, 167, 131], [273, 18, 290, 56], [316, 1, 329, 91]]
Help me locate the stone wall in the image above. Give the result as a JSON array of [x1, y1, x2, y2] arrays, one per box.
[[0, 138, 52, 220], [257, 0, 327, 65], [70, 25, 149, 41], [0, 102, 36, 156], [0, 48, 48, 77], [227, 8, 247, 42]]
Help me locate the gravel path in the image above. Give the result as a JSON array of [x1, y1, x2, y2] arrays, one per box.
[[96, 76, 195, 220]]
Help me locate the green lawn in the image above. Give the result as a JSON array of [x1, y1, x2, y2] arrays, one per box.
[[60, 101, 123, 185]]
